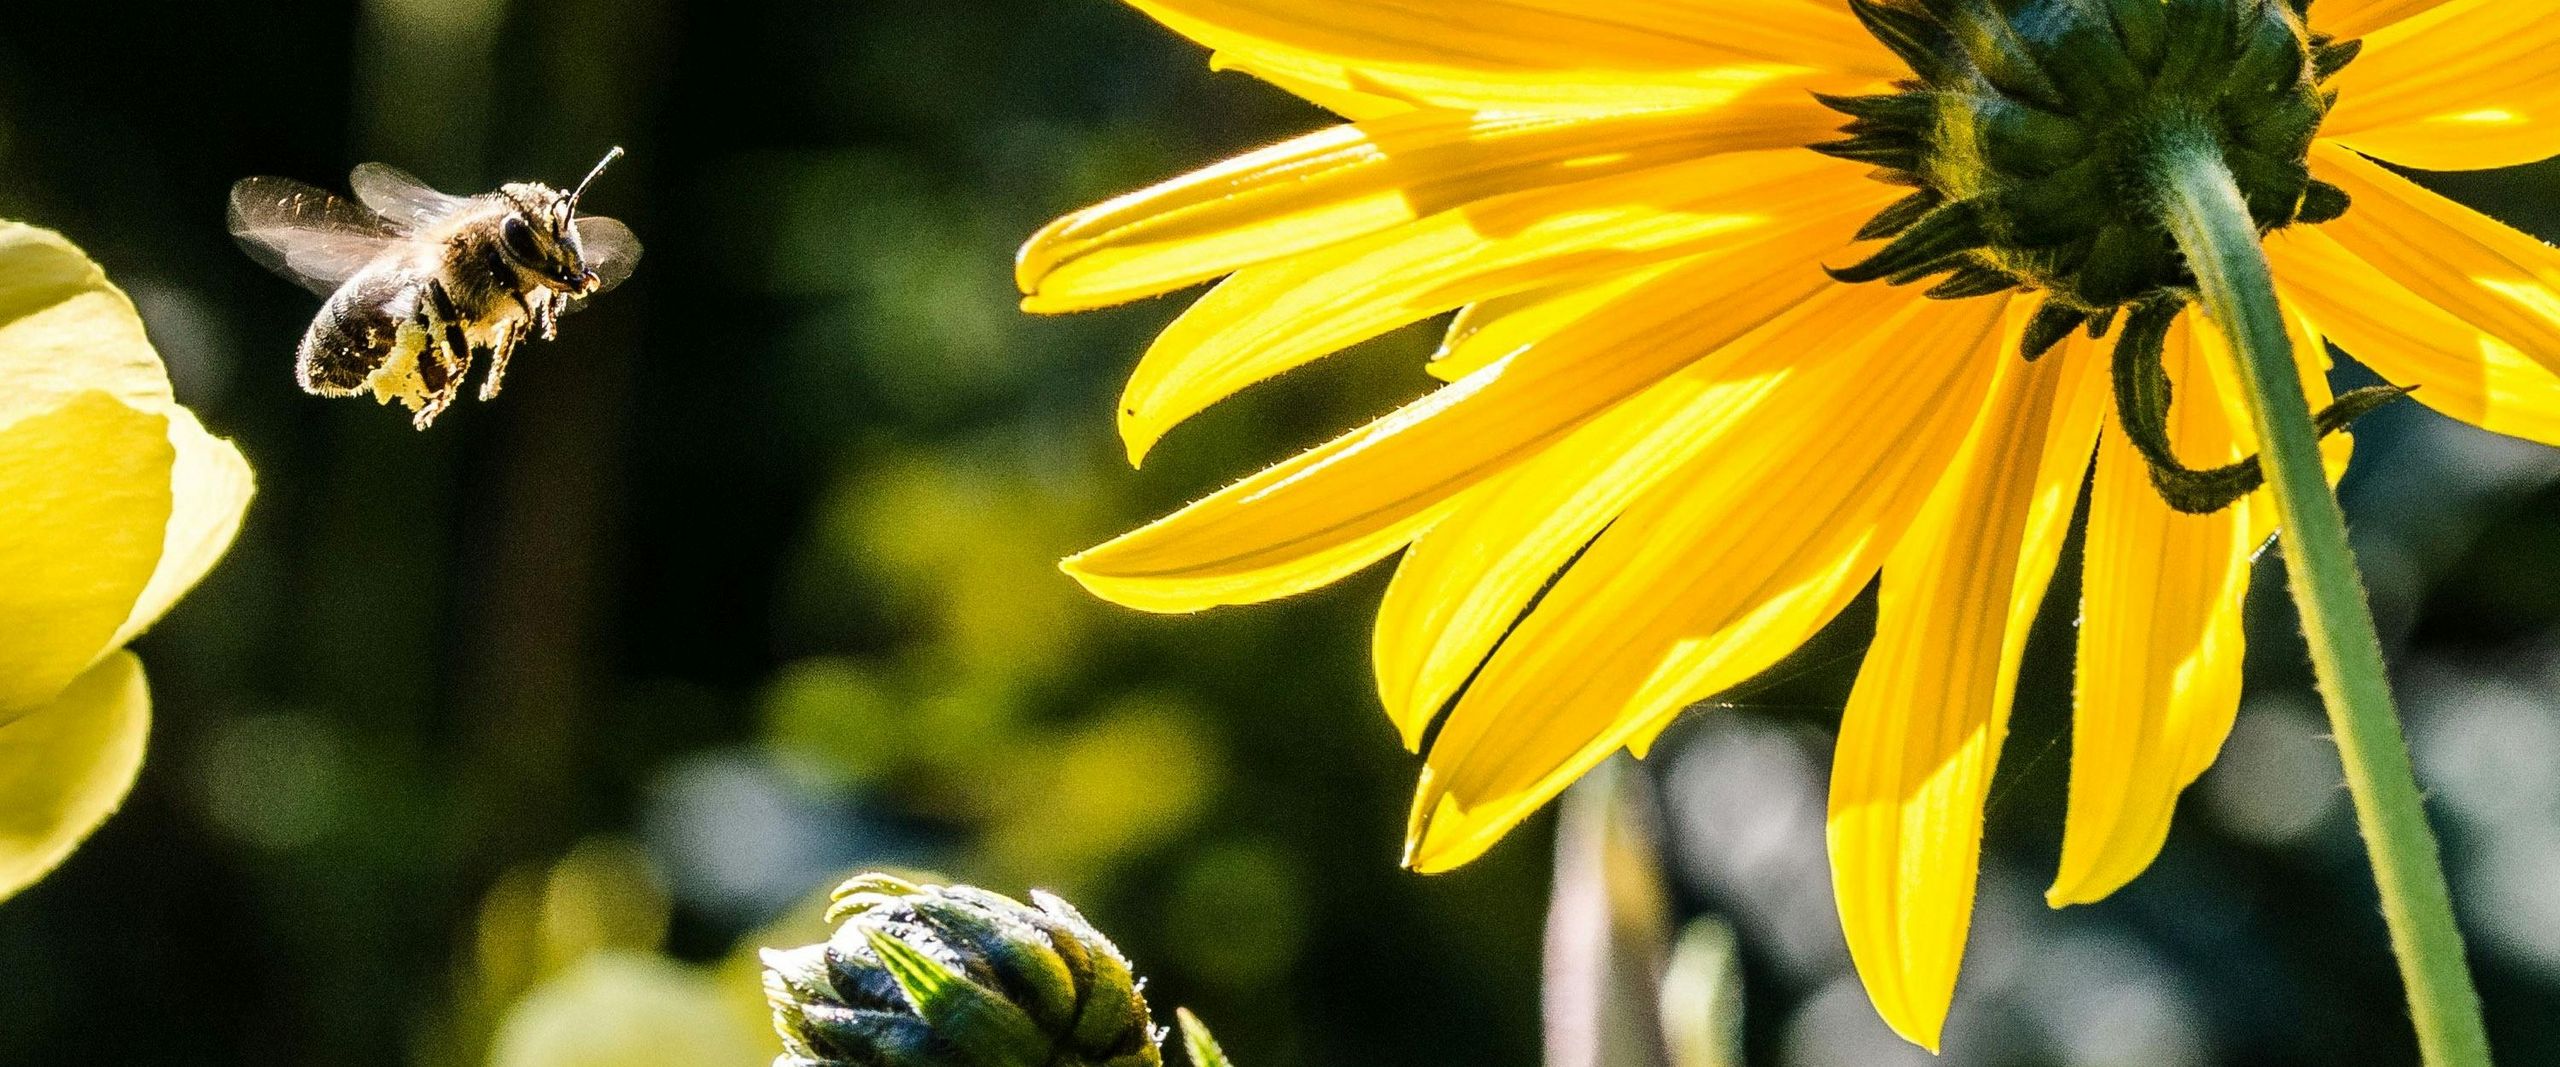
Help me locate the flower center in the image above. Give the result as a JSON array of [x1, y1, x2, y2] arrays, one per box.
[[1817, 0, 2359, 357]]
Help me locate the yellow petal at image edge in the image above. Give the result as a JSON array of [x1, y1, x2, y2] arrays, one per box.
[[2320, 0, 2560, 171], [0, 393, 172, 715], [0, 651, 150, 902], [1119, 0, 1895, 113], [2271, 228, 2560, 445], [2315, 0, 2464, 39], [0, 222, 176, 434]]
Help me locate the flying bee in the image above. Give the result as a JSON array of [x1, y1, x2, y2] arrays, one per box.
[[229, 148, 641, 429]]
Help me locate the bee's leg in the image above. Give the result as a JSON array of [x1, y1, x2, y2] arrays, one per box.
[[479, 318, 528, 402], [531, 289, 561, 341], [412, 280, 475, 430]]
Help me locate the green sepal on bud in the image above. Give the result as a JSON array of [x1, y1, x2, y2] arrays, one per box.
[[1817, 0, 2407, 514], [762, 875, 1165, 1067], [2109, 298, 2411, 514]]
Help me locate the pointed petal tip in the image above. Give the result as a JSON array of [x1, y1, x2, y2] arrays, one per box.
[[1114, 406, 1162, 469], [1055, 548, 1227, 615], [1014, 215, 1074, 296], [1869, 994, 1948, 1056], [2043, 865, 2134, 911]]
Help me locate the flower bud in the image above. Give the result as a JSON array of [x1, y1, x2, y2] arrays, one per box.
[[762, 874, 1163, 1067]]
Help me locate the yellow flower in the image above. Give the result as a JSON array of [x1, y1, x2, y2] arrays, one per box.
[[0, 223, 253, 902], [1020, 0, 2560, 1047]]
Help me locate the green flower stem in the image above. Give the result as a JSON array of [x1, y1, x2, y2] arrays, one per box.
[[2150, 121, 2492, 1067]]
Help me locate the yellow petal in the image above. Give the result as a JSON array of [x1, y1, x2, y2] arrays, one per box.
[[2314, 0, 2463, 38], [1118, 153, 1880, 462], [1122, 0, 1897, 112], [2047, 306, 2348, 907], [2049, 318, 2256, 907], [1827, 325, 2082, 1053], [2323, 0, 2560, 170], [1018, 92, 1843, 312], [1209, 50, 1413, 119], [0, 222, 174, 435], [1064, 223, 1867, 615], [1404, 291, 2012, 874], [1375, 278, 1911, 747], [2271, 227, 2560, 444], [0, 393, 172, 716], [1429, 265, 1685, 384], [2312, 144, 2560, 380], [0, 651, 150, 902], [113, 405, 255, 648]]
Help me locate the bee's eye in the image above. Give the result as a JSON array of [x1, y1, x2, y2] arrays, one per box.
[[501, 215, 544, 262]]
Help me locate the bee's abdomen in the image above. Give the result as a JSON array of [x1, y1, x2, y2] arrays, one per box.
[[296, 274, 415, 395]]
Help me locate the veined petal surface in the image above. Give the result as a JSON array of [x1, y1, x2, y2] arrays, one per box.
[[1122, 0, 1897, 112], [2272, 227, 2560, 445], [2050, 306, 2349, 905], [2312, 145, 2560, 381], [1374, 275, 1919, 746], [1063, 208, 1875, 614], [1019, 93, 1842, 311], [2323, 0, 2560, 171], [1428, 266, 1685, 384], [2313, 0, 2464, 38], [0, 394, 171, 717], [1406, 291, 2012, 873], [1117, 152, 1879, 462], [0, 652, 149, 901], [1829, 331, 2080, 1052]]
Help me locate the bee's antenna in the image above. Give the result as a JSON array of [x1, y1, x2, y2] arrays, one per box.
[[569, 146, 625, 209]]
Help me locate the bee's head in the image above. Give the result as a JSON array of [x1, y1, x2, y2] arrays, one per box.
[[496, 148, 623, 296]]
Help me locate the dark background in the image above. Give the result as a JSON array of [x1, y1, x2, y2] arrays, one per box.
[[2, 3, 2558, 1065]]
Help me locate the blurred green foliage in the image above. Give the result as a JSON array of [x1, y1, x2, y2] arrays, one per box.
[[0, 2, 1539, 1064], [5, 3, 2560, 1066]]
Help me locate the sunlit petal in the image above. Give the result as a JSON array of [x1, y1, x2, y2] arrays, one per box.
[[2324, 0, 2560, 170], [1207, 50, 1412, 119], [1117, 152, 1879, 462], [2272, 227, 2560, 444], [1018, 94, 1843, 312], [0, 223, 174, 435], [1121, 0, 1896, 113], [0, 394, 172, 717], [0, 652, 149, 902], [2312, 144, 2560, 381], [1427, 265, 1685, 384], [111, 406, 255, 649], [1063, 210, 1878, 614], [1374, 278, 1912, 746], [1828, 330, 2084, 1052], [1403, 292, 2012, 873], [2313, 0, 2463, 38], [2049, 307, 2348, 905]]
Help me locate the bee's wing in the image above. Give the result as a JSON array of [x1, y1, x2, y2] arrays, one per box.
[[349, 162, 472, 230], [575, 215, 643, 296], [228, 176, 402, 296]]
